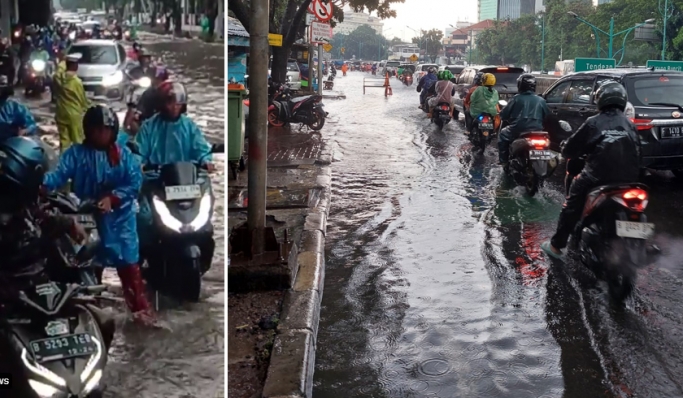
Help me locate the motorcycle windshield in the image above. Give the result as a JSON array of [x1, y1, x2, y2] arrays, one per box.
[[160, 162, 197, 187]]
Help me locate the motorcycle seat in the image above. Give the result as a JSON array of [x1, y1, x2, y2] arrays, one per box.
[[290, 96, 308, 103], [519, 131, 548, 138]]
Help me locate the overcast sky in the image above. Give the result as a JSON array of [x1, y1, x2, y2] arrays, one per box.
[[366, 0, 478, 41]]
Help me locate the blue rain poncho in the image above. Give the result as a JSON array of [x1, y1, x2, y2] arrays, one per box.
[[135, 114, 212, 165], [0, 99, 38, 139], [43, 144, 143, 267]]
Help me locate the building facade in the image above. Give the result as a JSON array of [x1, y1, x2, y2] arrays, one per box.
[[333, 11, 383, 35], [497, 0, 535, 20], [478, 0, 498, 22]]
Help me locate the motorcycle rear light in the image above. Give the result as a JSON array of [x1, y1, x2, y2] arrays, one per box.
[[441, 105, 449, 110], [630, 118, 653, 131], [481, 116, 490, 123], [613, 188, 649, 212], [527, 137, 549, 149]]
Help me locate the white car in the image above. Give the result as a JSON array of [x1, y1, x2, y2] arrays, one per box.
[[414, 64, 438, 82], [68, 40, 132, 100], [267, 59, 301, 90]]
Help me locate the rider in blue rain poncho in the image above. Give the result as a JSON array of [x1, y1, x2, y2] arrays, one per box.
[[43, 105, 155, 326], [0, 75, 38, 139], [135, 82, 213, 166]]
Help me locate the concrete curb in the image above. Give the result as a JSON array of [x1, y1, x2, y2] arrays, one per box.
[[262, 165, 332, 398]]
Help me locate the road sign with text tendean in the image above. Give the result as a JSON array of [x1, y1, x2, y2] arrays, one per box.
[[574, 58, 616, 72], [646, 60, 683, 72]]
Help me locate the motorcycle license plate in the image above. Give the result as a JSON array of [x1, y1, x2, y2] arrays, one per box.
[[165, 184, 201, 201], [30, 333, 97, 363], [615, 220, 655, 239], [479, 123, 493, 130], [529, 150, 553, 160], [86, 91, 96, 99]]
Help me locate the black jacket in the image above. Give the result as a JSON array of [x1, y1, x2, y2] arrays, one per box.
[[136, 87, 159, 122], [499, 90, 550, 134], [562, 108, 640, 183]]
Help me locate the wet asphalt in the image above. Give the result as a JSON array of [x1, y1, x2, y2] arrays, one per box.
[[313, 72, 683, 398], [74, 33, 225, 397]]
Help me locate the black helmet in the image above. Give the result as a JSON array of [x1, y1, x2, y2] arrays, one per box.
[[473, 71, 484, 85], [0, 137, 47, 210], [594, 80, 627, 111], [83, 105, 119, 145], [517, 73, 537, 92]]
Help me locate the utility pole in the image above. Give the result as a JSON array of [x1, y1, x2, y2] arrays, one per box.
[[540, 14, 545, 72], [317, 44, 323, 95], [247, 0, 269, 254], [659, 0, 674, 60]]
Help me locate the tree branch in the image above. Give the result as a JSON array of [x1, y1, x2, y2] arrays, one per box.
[[284, 0, 313, 46], [227, 0, 250, 33]]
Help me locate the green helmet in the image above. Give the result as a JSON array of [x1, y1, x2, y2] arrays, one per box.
[[442, 70, 454, 81]]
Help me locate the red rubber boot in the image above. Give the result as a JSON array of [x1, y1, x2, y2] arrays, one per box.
[[117, 264, 156, 326]]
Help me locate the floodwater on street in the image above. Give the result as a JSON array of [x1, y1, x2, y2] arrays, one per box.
[[79, 33, 225, 397], [314, 72, 683, 397]]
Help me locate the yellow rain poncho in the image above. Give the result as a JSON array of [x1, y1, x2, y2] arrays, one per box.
[[53, 67, 89, 152]]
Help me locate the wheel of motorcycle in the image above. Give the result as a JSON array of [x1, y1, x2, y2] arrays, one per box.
[[434, 118, 444, 129], [184, 262, 202, 302], [524, 168, 540, 196], [239, 156, 246, 171], [607, 267, 636, 304], [229, 161, 238, 180], [267, 109, 285, 127], [479, 132, 487, 152], [308, 109, 326, 131], [452, 110, 459, 121]]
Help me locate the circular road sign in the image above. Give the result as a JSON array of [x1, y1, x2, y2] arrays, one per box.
[[313, 0, 333, 22]]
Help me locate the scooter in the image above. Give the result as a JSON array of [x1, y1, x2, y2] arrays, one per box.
[[268, 83, 327, 130], [566, 156, 653, 302], [470, 113, 495, 151], [24, 57, 50, 97], [0, 281, 113, 397], [431, 102, 452, 129], [402, 74, 413, 86], [501, 101, 562, 196], [132, 143, 223, 302]]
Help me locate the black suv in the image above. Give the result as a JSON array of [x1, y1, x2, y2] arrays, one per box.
[[453, 65, 524, 128], [542, 69, 683, 173]]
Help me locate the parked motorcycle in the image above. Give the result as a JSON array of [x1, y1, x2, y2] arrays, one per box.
[[431, 102, 452, 129], [566, 155, 653, 302], [131, 143, 223, 302], [504, 119, 563, 197], [470, 113, 495, 151], [1, 281, 113, 397], [268, 84, 327, 130]]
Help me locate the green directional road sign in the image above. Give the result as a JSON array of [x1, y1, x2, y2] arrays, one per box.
[[574, 58, 616, 72], [646, 60, 683, 72]]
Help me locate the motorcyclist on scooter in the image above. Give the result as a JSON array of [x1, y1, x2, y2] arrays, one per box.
[[123, 66, 170, 135], [42, 105, 156, 325], [498, 73, 550, 167], [541, 81, 640, 259], [469, 73, 500, 132], [416, 67, 437, 110], [462, 71, 484, 129], [427, 70, 456, 117], [135, 82, 213, 168], [0, 75, 38, 139]]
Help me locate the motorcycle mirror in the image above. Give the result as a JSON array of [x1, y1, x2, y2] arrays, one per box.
[[559, 120, 572, 132], [498, 100, 508, 107], [211, 143, 225, 153]]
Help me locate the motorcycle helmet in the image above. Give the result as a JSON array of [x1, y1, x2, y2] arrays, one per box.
[[154, 65, 169, 83], [473, 71, 484, 85], [441, 70, 454, 81], [0, 136, 48, 212], [517, 73, 537, 93], [481, 73, 496, 87], [594, 80, 627, 111], [158, 81, 188, 115], [427, 67, 436, 75], [83, 105, 119, 147]]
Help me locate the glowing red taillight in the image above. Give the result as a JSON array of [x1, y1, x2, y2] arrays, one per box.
[[441, 105, 449, 110], [630, 118, 653, 131], [527, 137, 550, 149], [481, 116, 491, 123], [623, 189, 647, 200]]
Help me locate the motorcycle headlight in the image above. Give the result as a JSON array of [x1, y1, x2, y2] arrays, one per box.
[[69, 31, 76, 40], [31, 59, 46, 72], [102, 70, 123, 86], [138, 76, 151, 88], [28, 379, 61, 397], [152, 193, 212, 233], [125, 31, 130, 37], [13, 31, 19, 38], [22, 348, 66, 390]]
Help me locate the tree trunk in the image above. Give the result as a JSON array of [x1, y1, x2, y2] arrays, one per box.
[[173, 2, 182, 36], [164, 14, 171, 32], [271, 46, 288, 83], [150, 1, 158, 27], [270, 0, 313, 84]]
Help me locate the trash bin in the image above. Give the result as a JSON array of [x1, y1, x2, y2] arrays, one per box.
[[228, 83, 246, 179]]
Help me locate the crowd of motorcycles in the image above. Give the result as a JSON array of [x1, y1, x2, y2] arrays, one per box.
[[419, 79, 651, 307], [0, 21, 224, 398]]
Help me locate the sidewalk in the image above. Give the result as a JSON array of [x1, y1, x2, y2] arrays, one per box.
[[228, 126, 332, 398]]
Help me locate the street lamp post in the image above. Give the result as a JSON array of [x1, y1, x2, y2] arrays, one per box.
[[406, 26, 421, 60], [468, 30, 473, 64], [568, 11, 654, 62], [538, 13, 545, 72], [659, 0, 674, 60]]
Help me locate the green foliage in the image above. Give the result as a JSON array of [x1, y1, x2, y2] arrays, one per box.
[[330, 25, 388, 60], [60, 0, 101, 10], [411, 28, 443, 62], [475, 0, 663, 69]]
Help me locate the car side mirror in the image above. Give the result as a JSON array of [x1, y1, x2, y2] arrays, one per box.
[[559, 120, 572, 132]]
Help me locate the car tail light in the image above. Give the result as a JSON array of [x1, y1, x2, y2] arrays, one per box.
[[630, 118, 653, 131], [496, 67, 508, 71], [527, 137, 550, 149], [613, 188, 648, 211]]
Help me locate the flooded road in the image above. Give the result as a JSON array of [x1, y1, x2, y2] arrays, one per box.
[[96, 33, 225, 397], [314, 73, 683, 397]]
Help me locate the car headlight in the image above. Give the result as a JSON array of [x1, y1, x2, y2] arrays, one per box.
[[125, 30, 130, 36], [138, 76, 151, 88], [102, 70, 123, 86], [31, 59, 46, 72], [153, 193, 212, 232]]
